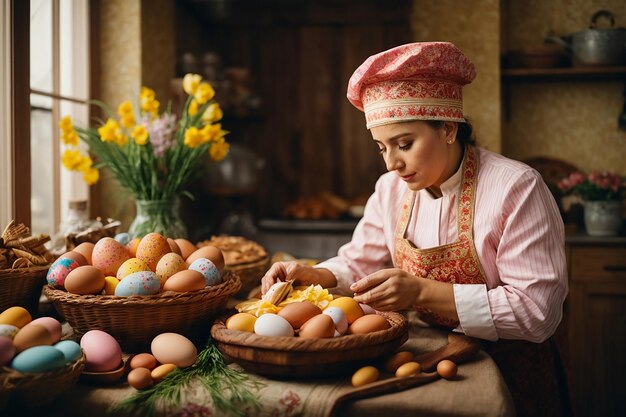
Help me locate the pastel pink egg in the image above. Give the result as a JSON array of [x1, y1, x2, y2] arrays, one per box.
[[92, 237, 130, 276], [30, 317, 62, 343], [80, 330, 122, 372]]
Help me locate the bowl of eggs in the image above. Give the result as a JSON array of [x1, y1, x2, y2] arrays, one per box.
[[42, 233, 242, 352], [211, 283, 409, 378]]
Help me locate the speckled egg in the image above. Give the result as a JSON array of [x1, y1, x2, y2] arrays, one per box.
[[115, 271, 161, 296], [155, 252, 187, 287], [136, 233, 171, 271], [46, 256, 81, 288], [117, 257, 151, 280], [114, 232, 132, 245], [92, 237, 131, 276], [188, 258, 221, 287]]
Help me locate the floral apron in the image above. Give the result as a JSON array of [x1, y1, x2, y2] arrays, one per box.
[[393, 146, 571, 417]]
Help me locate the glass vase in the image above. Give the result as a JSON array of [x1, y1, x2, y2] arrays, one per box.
[[129, 198, 188, 239], [583, 200, 623, 237]]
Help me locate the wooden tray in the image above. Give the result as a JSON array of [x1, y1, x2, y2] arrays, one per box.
[[211, 311, 408, 378]]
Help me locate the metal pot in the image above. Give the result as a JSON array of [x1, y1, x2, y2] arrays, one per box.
[[546, 10, 626, 66]]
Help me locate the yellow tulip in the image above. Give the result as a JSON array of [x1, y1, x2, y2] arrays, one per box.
[[194, 82, 215, 105], [82, 167, 100, 185], [188, 99, 199, 116], [202, 103, 223, 123], [61, 131, 79, 146], [117, 100, 134, 117], [61, 149, 85, 171], [132, 125, 149, 145], [98, 118, 120, 142], [184, 127, 204, 148], [209, 137, 229, 161], [183, 73, 202, 96]]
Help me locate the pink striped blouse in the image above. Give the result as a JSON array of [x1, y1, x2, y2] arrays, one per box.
[[316, 147, 568, 342]]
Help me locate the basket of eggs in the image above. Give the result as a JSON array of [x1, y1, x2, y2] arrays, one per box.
[[42, 232, 241, 352], [211, 280, 409, 378], [197, 236, 270, 296], [0, 306, 85, 411]]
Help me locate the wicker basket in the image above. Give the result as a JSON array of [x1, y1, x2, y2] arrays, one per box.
[[43, 271, 241, 352], [211, 311, 409, 378], [225, 256, 270, 295], [0, 354, 85, 411], [0, 266, 48, 313]]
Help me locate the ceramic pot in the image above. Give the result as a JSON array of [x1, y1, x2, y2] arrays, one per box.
[[583, 200, 623, 236]]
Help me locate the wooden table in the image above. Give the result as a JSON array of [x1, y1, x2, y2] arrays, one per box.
[[3, 312, 514, 417]]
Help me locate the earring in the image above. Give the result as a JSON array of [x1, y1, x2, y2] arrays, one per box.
[[447, 139, 453, 144]]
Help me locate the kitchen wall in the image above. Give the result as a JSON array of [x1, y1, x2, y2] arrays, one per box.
[[502, 0, 626, 174]]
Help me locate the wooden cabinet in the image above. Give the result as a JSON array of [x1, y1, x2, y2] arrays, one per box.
[[566, 240, 626, 417]]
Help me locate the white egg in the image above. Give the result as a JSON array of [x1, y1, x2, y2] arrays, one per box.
[[253, 314, 294, 337], [323, 306, 349, 335]]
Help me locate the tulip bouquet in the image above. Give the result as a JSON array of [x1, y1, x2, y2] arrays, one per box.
[[58, 73, 229, 201]]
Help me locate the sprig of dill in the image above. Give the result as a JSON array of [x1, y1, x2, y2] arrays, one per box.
[[111, 340, 263, 417]]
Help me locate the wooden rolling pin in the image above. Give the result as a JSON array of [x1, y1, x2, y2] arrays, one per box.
[[325, 333, 481, 417]]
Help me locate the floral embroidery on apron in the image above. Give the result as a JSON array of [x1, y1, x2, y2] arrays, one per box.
[[393, 145, 486, 327]]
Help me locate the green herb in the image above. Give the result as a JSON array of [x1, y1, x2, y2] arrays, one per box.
[[112, 340, 264, 417]]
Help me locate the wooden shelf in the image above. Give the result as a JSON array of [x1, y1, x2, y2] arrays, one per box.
[[502, 66, 626, 82]]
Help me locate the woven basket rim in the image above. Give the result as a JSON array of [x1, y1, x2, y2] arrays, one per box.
[[43, 270, 241, 306], [0, 265, 50, 277], [224, 255, 270, 270], [211, 311, 408, 352], [1, 353, 85, 389]]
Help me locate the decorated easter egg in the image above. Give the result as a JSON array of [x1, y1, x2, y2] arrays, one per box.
[[46, 256, 81, 288], [116, 257, 151, 280], [92, 237, 130, 276], [186, 246, 224, 270], [11, 345, 66, 373], [0, 324, 19, 338], [80, 330, 122, 372], [59, 250, 88, 266], [114, 271, 161, 296], [103, 276, 120, 295], [155, 252, 186, 287], [136, 233, 171, 271], [188, 258, 221, 286]]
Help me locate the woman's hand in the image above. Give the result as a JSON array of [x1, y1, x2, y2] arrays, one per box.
[[260, 262, 337, 295], [350, 268, 421, 311]]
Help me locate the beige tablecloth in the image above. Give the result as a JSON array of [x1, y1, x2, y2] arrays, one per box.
[[4, 314, 514, 417]]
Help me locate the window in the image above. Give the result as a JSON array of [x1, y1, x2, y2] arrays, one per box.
[[29, 0, 90, 234]]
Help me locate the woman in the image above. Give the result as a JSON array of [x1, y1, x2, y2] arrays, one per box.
[[261, 42, 570, 416]]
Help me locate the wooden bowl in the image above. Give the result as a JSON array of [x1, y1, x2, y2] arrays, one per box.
[[80, 360, 127, 384], [211, 311, 409, 378]]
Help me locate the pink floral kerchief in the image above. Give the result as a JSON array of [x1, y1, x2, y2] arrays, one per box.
[[347, 42, 476, 128]]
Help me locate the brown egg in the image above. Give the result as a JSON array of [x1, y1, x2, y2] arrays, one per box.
[[186, 246, 225, 270], [395, 361, 422, 377], [64, 265, 106, 295], [384, 351, 414, 372], [348, 314, 391, 335], [13, 323, 53, 353], [174, 238, 197, 260], [130, 353, 158, 370], [437, 360, 458, 379], [73, 242, 95, 265], [60, 251, 88, 266], [167, 238, 181, 256], [351, 366, 379, 387], [163, 270, 206, 292], [278, 302, 322, 329], [127, 367, 153, 390], [298, 314, 335, 339], [127, 238, 141, 258]]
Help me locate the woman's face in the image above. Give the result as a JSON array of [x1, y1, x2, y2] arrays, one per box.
[[370, 120, 460, 194]]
